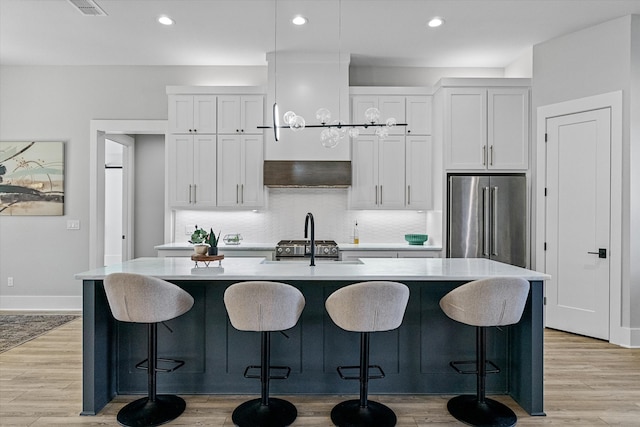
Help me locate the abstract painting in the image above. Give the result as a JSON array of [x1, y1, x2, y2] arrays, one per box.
[[0, 141, 65, 215]]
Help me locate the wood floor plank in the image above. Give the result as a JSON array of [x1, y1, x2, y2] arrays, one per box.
[[1, 319, 639, 426]]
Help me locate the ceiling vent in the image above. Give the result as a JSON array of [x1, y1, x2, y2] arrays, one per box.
[[67, 0, 107, 16]]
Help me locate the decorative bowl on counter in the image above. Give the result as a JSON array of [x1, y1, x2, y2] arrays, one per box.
[[405, 234, 429, 245], [223, 233, 243, 245]]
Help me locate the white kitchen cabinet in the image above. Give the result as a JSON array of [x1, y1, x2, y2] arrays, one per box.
[[351, 135, 405, 209], [351, 96, 406, 135], [406, 135, 433, 209], [406, 96, 432, 135], [341, 250, 440, 261], [217, 134, 264, 207], [167, 134, 217, 208], [168, 95, 217, 134], [217, 95, 264, 135], [443, 87, 529, 170], [396, 250, 441, 258]]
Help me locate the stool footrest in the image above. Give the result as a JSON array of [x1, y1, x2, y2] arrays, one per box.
[[450, 360, 500, 375], [337, 364, 385, 380], [135, 358, 185, 373], [243, 365, 291, 380]]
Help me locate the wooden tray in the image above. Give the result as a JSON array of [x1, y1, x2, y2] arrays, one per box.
[[191, 254, 224, 267]]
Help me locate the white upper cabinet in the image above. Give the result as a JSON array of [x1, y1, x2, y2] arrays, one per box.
[[217, 134, 264, 208], [351, 96, 406, 135], [406, 96, 432, 135], [168, 94, 217, 134], [406, 135, 433, 210], [167, 134, 217, 208], [217, 95, 264, 134], [351, 135, 405, 209], [443, 86, 529, 170]]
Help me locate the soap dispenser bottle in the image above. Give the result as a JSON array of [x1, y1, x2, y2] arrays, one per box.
[[353, 220, 359, 244]]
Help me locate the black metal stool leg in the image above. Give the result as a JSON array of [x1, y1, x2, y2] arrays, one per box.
[[116, 323, 186, 427], [330, 332, 397, 427], [447, 326, 517, 427], [232, 331, 298, 427]]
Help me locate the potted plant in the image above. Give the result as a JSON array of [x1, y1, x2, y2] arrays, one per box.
[[189, 226, 209, 255], [207, 228, 221, 256]]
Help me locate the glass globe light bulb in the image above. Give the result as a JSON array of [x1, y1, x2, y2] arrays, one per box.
[[322, 129, 340, 148], [364, 107, 380, 124], [348, 128, 360, 138], [386, 117, 397, 127], [290, 115, 306, 131], [375, 126, 389, 139], [316, 108, 332, 124], [283, 111, 296, 125]]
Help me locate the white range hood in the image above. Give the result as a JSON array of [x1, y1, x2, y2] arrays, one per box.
[[265, 52, 351, 161]]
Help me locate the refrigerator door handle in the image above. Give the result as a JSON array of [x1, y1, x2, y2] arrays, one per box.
[[483, 186, 490, 257], [492, 186, 498, 256]]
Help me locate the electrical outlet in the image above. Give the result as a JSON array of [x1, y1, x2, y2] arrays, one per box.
[[8, 277, 14, 287], [186, 225, 195, 235], [67, 219, 80, 230]]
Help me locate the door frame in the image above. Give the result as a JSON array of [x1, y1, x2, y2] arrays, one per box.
[[536, 91, 623, 345], [89, 120, 167, 270]]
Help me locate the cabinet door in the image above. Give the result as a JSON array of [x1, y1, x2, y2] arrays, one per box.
[[406, 136, 432, 209], [397, 251, 440, 258], [193, 95, 217, 134], [379, 96, 405, 135], [192, 135, 217, 207], [168, 95, 194, 134], [350, 136, 378, 208], [378, 136, 406, 208], [217, 135, 242, 207], [444, 88, 487, 170], [341, 251, 398, 260], [240, 135, 264, 206], [488, 88, 529, 170], [217, 96, 240, 134], [406, 96, 432, 135], [352, 96, 377, 135], [167, 134, 195, 207], [241, 96, 264, 134]]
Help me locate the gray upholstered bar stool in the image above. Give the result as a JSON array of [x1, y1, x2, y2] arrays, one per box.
[[325, 281, 410, 427], [223, 281, 305, 427], [439, 277, 529, 427], [103, 272, 194, 427]]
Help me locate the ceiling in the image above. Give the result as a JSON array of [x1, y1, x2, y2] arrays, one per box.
[[1, 0, 639, 68]]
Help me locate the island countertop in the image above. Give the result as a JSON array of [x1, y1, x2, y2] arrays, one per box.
[[75, 257, 549, 282]]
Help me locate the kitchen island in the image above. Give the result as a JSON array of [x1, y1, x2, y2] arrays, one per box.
[[76, 257, 548, 417]]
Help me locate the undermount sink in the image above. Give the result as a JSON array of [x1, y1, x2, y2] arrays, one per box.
[[261, 259, 363, 265]]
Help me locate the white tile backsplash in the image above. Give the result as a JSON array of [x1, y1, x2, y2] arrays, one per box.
[[174, 189, 441, 245]]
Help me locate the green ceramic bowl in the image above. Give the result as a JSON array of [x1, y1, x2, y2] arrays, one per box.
[[405, 234, 429, 245]]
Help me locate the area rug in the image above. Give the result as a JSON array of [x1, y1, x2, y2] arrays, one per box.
[[0, 314, 79, 353]]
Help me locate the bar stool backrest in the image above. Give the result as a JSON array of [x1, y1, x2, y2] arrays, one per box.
[[224, 281, 305, 332], [439, 277, 529, 327], [326, 281, 410, 332], [103, 273, 194, 323]]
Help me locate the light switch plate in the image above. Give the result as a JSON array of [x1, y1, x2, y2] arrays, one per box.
[[67, 219, 80, 230], [186, 225, 195, 235]]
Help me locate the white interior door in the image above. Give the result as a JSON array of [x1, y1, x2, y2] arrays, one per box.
[[545, 108, 611, 340]]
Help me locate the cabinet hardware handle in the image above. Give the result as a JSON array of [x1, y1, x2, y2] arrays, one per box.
[[490, 145, 494, 166], [193, 185, 197, 203], [236, 184, 239, 204], [236, 129, 239, 133], [482, 146, 486, 166], [375, 185, 378, 205], [189, 129, 193, 133], [380, 185, 383, 205], [492, 186, 498, 256], [241, 184, 244, 204], [407, 129, 411, 133], [483, 186, 490, 256], [193, 129, 197, 132], [407, 185, 411, 205], [189, 184, 192, 203]]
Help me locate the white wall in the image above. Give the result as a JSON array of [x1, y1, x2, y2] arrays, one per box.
[[532, 16, 639, 336], [350, 66, 503, 87], [505, 47, 533, 78], [0, 65, 267, 310]]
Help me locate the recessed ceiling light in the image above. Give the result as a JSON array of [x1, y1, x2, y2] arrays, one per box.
[[292, 15, 308, 26], [158, 15, 174, 26], [428, 16, 445, 28]]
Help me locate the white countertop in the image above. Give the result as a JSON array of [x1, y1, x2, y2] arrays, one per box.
[[76, 257, 548, 281], [155, 242, 442, 251]]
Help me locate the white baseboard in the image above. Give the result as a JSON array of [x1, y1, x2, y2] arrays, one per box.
[[0, 296, 82, 312], [610, 325, 640, 348]]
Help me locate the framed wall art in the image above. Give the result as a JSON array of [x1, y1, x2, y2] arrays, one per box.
[[0, 141, 65, 216]]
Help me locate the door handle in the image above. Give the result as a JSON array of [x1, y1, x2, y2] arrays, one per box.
[[483, 186, 490, 257], [588, 248, 607, 259], [491, 186, 498, 256]]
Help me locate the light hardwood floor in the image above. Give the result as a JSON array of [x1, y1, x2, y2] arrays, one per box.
[[1, 317, 639, 426]]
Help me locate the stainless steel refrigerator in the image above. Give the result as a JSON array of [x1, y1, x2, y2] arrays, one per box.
[[447, 174, 527, 267]]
